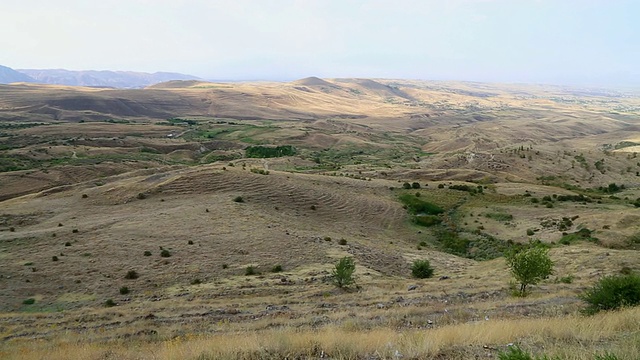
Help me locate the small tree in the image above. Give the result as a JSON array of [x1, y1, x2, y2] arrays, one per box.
[[506, 243, 553, 296], [332, 257, 355, 288], [411, 259, 434, 279]]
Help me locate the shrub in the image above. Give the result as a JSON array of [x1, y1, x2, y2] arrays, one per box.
[[506, 243, 554, 296], [124, 270, 139, 279], [310, 205, 317, 210], [104, 299, 116, 307], [332, 257, 356, 288], [143, 251, 152, 256], [222, 264, 229, 269], [65, 241, 71, 246], [526, 229, 535, 236], [72, 229, 79, 233], [137, 192, 147, 200], [558, 275, 574, 284], [9, 227, 15, 232], [160, 249, 171, 257], [245, 266, 258, 276], [82, 194, 88, 198], [580, 273, 640, 315], [402, 182, 411, 189], [22, 298, 36, 305], [411, 182, 421, 189], [190, 279, 202, 285], [338, 238, 347, 245], [119, 286, 130, 295], [271, 264, 283, 273], [233, 196, 244, 203], [52, 256, 59, 262], [411, 259, 434, 279], [188, 240, 194, 245]]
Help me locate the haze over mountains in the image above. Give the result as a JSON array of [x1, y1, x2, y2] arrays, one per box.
[[0, 64, 199, 88]]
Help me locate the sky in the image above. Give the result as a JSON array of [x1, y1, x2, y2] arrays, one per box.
[[1, 0, 639, 85]]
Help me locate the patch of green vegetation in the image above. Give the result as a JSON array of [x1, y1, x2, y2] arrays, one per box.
[[558, 228, 599, 245], [246, 145, 296, 158], [485, 212, 514, 222], [398, 193, 444, 216]]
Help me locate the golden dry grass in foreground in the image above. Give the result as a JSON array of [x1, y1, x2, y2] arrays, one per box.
[[2, 307, 639, 360]]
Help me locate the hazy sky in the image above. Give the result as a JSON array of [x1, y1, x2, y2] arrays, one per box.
[[1, 0, 638, 85]]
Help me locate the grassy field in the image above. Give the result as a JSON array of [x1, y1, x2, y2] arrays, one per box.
[[0, 79, 639, 359]]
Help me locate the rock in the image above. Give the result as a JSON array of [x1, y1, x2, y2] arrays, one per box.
[[408, 285, 418, 291], [427, 319, 433, 325], [376, 303, 385, 309]]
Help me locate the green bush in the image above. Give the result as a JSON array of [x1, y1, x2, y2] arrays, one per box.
[[332, 257, 355, 288], [245, 266, 258, 276], [119, 286, 130, 295], [143, 251, 152, 256], [124, 270, 139, 279], [506, 243, 554, 296], [160, 249, 171, 257], [338, 238, 347, 245], [22, 298, 36, 305], [402, 182, 411, 189], [271, 264, 283, 273], [191, 279, 202, 285], [411, 182, 421, 189], [52, 256, 59, 262], [580, 273, 640, 315], [411, 260, 434, 279], [104, 299, 116, 307], [233, 196, 244, 203]]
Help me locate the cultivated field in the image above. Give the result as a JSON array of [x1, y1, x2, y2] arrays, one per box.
[[0, 79, 639, 359]]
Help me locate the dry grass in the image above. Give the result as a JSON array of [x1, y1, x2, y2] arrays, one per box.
[[2, 307, 639, 360]]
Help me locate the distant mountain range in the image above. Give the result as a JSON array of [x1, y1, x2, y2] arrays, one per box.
[[0, 64, 200, 88]]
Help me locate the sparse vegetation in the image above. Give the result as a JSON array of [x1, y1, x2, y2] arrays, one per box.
[[245, 266, 258, 276], [160, 249, 171, 257], [233, 196, 244, 203], [119, 286, 130, 295]]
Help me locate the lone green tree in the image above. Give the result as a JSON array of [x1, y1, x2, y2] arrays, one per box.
[[332, 257, 356, 288], [506, 243, 553, 296]]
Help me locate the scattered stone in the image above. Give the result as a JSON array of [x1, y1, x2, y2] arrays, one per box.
[[439, 276, 450, 280], [408, 285, 418, 291], [376, 303, 385, 309]]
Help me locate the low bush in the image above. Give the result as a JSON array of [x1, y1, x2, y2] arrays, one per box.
[[22, 298, 36, 305], [233, 196, 244, 203], [119, 286, 130, 295], [580, 273, 640, 315], [143, 251, 152, 256], [245, 266, 258, 276], [271, 264, 283, 273], [104, 299, 116, 307], [124, 270, 139, 279], [160, 249, 171, 257], [411, 259, 434, 279]]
